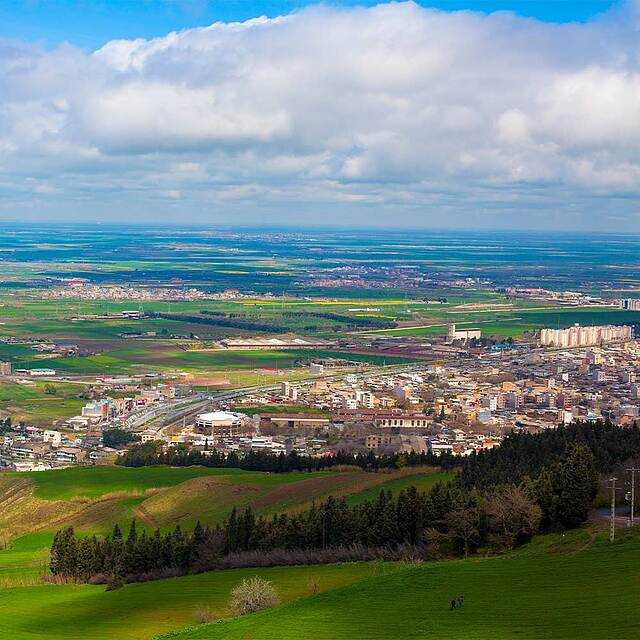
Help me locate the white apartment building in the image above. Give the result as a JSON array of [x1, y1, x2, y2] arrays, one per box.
[[540, 324, 632, 347], [621, 299, 640, 311], [342, 397, 358, 410], [280, 382, 298, 401], [481, 396, 498, 411], [355, 390, 375, 409], [42, 430, 62, 446]]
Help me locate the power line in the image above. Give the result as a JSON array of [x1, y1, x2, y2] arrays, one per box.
[[608, 477, 617, 543], [627, 467, 639, 527]]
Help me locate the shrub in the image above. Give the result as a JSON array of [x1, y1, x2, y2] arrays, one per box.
[[193, 606, 215, 624], [229, 576, 279, 615], [105, 575, 124, 591], [307, 576, 320, 596]]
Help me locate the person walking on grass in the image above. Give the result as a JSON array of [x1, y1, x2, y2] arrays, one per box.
[[458, 595, 464, 608], [450, 598, 456, 611]]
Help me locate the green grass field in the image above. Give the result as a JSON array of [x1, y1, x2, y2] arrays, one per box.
[[19, 465, 252, 500], [166, 528, 640, 640], [344, 472, 454, 505], [0, 290, 636, 388], [0, 526, 636, 640], [0, 381, 87, 425], [0, 465, 448, 592], [0, 561, 395, 640], [0, 291, 423, 386], [375, 306, 640, 338]]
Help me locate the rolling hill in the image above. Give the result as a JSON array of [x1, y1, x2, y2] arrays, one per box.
[[0, 464, 452, 584], [0, 561, 394, 640], [5, 464, 636, 640], [161, 527, 640, 640], [0, 525, 636, 640]]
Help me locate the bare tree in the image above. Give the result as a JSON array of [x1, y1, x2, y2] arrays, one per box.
[[486, 486, 542, 548], [445, 507, 482, 556]]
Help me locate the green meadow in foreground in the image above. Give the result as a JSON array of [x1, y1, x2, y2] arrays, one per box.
[[0, 528, 636, 640], [0, 562, 391, 640], [2, 464, 636, 640], [167, 529, 640, 640]]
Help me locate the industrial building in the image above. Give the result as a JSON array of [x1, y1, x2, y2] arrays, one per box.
[[447, 323, 481, 342], [218, 335, 332, 350], [195, 411, 247, 437]]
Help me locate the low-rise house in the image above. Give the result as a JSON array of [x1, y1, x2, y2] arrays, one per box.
[[10, 443, 49, 459], [53, 447, 86, 464]]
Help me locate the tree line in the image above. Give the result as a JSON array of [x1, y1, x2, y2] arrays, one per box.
[[50, 479, 541, 584], [117, 420, 638, 482], [117, 442, 456, 472], [157, 312, 280, 333], [103, 429, 140, 449], [459, 419, 640, 489], [54, 439, 600, 584], [281, 310, 395, 329]]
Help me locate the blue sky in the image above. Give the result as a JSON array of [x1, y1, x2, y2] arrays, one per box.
[[0, 1, 619, 49]]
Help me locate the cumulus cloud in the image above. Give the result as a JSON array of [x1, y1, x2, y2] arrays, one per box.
[[0, 1, 639, 228]]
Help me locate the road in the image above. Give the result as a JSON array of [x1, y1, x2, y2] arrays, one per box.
[[119, 361, 432, 437]]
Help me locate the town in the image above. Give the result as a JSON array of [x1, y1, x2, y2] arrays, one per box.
[[2, 318, 638, 472]]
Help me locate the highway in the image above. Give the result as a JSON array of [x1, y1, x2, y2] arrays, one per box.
[[118, 361, 433, 438]]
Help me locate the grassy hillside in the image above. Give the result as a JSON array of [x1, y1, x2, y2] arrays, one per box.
[[0, 465, 449, 577], [2, 464, 448, 513], [0, 526, 637, 640], [165, 528, 640, 640], [21, 466, 252, 500], [0, 562, 395, 639], [344, 472, 452, 506]]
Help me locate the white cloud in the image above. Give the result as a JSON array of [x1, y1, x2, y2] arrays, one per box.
[[496, 110, 531, 146], [0, 1, 639, 228]]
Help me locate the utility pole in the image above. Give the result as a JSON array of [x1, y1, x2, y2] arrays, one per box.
[[627, 467, 639, 527], [608, 477, 617, 542]]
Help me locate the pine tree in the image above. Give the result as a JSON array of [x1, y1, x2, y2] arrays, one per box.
[[531, 467, 557, 528], [226, 507, 239, 554], [240, 508, 255, 550], [554, 444, 598, 528], [60, 527, 77, 577], [50, 529, 65, 575], [192, 520, 205, 546], [127, 520, 138, 543], [75, 538, 95, 579]]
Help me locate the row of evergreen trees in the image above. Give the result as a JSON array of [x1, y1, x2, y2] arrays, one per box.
[[117, 442, 455, 472], [52, 442, 598, 583], [50, 521, 201, 582], [158, 312, 280, 333], [459, 420, 640, 489], [48, 483, 501, 582]]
